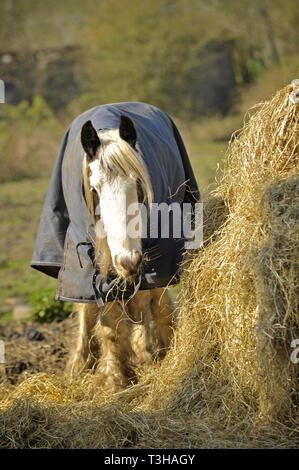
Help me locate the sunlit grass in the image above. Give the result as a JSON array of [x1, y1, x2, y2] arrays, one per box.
[[0, 177, 57, 305]]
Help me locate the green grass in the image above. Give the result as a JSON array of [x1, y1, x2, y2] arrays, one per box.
[[187, 140, 226, 195], [0, 177, 57, 305], [179, 112, 242, 197], [0, 310, 13, 326]]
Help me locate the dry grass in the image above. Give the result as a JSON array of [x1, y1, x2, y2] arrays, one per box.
[[0, 129, 61, 182], [0, 82, 298, 448]]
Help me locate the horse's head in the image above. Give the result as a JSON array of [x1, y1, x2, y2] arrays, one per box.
[[81, 115, 152, 280]]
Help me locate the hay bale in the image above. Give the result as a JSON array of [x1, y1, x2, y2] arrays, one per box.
[[0, 82, 298, 448], [166, 80, 299, 423]]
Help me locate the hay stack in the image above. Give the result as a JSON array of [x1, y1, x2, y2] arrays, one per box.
[[151, 80, 299, 423], [0, 82, 298, 448]]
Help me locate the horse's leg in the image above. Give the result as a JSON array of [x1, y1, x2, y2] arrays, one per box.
[[127, 290, 153, 369], [66, 303, 99, 376], [151, 288, 175, 359], [94, 301, 131, 393]]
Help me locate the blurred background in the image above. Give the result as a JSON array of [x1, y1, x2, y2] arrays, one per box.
[[0, 0, 298, 321]]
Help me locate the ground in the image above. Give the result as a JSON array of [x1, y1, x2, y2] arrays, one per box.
[[0, 317, 74, 385]]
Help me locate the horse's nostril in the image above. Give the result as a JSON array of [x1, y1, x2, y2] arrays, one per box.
[[129, 268, 137, 276]]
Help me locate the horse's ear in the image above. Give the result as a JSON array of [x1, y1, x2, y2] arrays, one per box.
[[81, 120, 100, 159], [119, 115, 137, 148]]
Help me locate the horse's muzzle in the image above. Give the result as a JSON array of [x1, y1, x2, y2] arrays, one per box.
[[114, 251, 142, 278]]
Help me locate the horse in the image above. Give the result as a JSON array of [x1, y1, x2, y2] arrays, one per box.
[[66, 115, 175, 392], [31, 102, 200, 394]]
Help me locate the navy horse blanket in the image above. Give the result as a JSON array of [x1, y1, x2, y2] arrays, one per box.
[[31, 102, 200, 304]]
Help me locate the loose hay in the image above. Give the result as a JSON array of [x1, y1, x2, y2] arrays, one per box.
[[0, 82, 298, 448]]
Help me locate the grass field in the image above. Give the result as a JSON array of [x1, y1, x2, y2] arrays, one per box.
[[0, 178, 57, 315]]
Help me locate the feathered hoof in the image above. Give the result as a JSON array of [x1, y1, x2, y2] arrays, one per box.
[[132, 350, 153, 370], [65, 352, 96, 377], [65, 356, 86, 378], [94, 366, 129, 394]]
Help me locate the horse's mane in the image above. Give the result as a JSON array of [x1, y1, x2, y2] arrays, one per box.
[[82, 128, 153, 277]]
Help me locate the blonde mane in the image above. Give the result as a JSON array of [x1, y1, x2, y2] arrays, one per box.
[[83, 129, 153, 277]]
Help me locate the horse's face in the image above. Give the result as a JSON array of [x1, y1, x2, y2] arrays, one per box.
[[81, 116, 151, 279], [90, 163, 142, 278]]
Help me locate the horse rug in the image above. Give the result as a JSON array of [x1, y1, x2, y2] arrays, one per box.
[[31, 102, 200, 305]]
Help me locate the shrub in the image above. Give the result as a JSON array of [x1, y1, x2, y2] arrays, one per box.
[[29, 288, 73, 323]]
